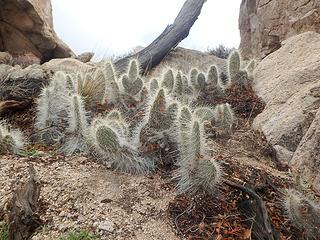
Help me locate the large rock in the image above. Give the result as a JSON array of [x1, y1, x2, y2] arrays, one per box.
[[0, 0, 74, 63], [239, 0, 320, 59], [290, 107, 320, 194], [252, 32, 320, 193]]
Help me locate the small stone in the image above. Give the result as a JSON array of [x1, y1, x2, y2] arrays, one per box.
[[95, 220, 114, 232]]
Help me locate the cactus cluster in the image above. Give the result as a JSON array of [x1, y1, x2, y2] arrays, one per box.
[[227, 50, 256, 87], [175, 106, 222, 195], [32, 58, 235, 190], [283, 189, 320, 239], [91, 110, 153, 174], [212, 103, 235, 136], [0, 121, 24, 155]]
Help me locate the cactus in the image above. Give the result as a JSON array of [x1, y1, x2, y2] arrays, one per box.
[[150, 78, 159, 93], [60, 94, 89, 155], [161, 69, 175, 92], [213, 103, 235, 136], [283, 189, 320, 239], [236, 70, 249, 87], [193, 106, 215, 123], [93, 122, 154, 174], [66, 74, 77, 93], [228, 50, 241, 84], [0, 121, 24, 155], [207, 65, 219, 86], [189, 68, 199, 88], [101, 61, 120, 105], [175, 119, 222, 195], [195, 73, 207, 92], [34, 86, 69, 145], [121, 59, 143, 96], [148, 89, 167, 130], [206, 65, 224, 97], [173, 72, 183, 97], [245, 59, 256, 74]]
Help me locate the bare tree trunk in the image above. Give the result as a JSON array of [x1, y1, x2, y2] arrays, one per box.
[[114, 0, 207, 74]]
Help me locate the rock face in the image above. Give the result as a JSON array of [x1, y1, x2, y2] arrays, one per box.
[[252, 32, 320, 194], [239, 0, 320, 59], [0, 0, 74, 63]]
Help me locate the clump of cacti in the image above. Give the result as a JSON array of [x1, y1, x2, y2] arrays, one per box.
[[175, 114, 222, 195], [212, 103, 235, 136], [121, 59, 144, 96], [138, 88, 179, 163], [283, 189, 320, 239], [34, 72, 70, 145], [91, 113, 153, 174], [60, 94, 89, 155], [227, 50, 255, 88], [0, 121, 24, 155]]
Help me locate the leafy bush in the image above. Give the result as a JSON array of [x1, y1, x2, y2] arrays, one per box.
[[207, 44, 233, 59], [0, 222, 8, 240]]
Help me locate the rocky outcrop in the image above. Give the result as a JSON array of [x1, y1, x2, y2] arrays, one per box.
[[252, 32, 320, 194], [239, 0, 320, 59], [0, 0, 74, 63]]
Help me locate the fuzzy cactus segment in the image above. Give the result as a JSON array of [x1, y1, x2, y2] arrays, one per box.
[[150, 78, 159, 93], [175, 119, 222, 195], [213, 103, 235, 136], [121, 59, 143, 96], [102, 61, 120, 104], [0, 121, 24, 155], [161, 69, 175, 92], [60, 94, 89, 155], [93, 121, 154, 174], [228, 50, 241, 84], [207, 65, 219, 86], [283, 189, 320, 239], [196, 73, 207, 92], [193, 107, 215, 123], [190, 68, 198, 89]]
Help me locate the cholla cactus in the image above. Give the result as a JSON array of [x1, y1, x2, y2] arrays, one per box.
[[60, 94, 89, 155], [0, 121, 24, 155], [175, 119, 222, 195], [65, 74, 77, 93], [161, 69, 175, 93], [92, 120, 153, 174], [121, 59, 143, 96], [213, 103, 235, 136], [283, 189, 320, 239]]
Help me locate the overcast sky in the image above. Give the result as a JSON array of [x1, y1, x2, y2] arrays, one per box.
[[52, 0, 241, 59]]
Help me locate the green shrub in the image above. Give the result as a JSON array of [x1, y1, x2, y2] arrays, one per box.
[[59, 230, 98, 240]]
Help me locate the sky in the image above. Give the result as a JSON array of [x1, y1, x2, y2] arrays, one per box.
[[52, 0, 241, 59]]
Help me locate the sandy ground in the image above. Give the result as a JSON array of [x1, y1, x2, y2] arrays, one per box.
[[0, 154, 178, 240]]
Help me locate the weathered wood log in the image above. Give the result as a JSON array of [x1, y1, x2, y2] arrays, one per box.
[[225, 180, 279, 240], [114, 0, 207, 75], [6, 164, 42, 240]]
